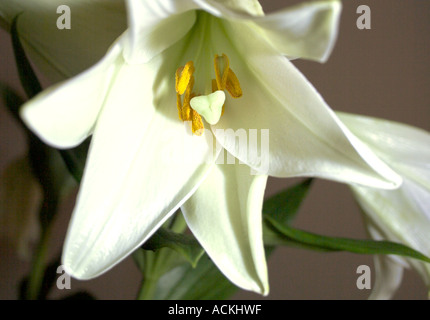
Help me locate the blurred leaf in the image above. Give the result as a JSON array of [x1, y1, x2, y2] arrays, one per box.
[[263, 178, 312, 225], [0, 84, 25, 123], [154, 254, 238, 300], [265, 215, 430, 263], [59, 138, 90, 183], [142, 228, 204, 268], [11, 14, 42, 99]]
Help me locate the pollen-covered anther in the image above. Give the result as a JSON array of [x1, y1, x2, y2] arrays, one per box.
[[191, 109, 204, 136], [175, 61, 195, 95], [214, 53, 242, 98]]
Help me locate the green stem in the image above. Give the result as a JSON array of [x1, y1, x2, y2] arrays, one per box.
[[136, 276, 159, 300], [136, 250, 158, 300], [136, 212, 189, 300]]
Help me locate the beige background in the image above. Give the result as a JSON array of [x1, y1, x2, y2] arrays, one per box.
[[0, 0, 429, 299]]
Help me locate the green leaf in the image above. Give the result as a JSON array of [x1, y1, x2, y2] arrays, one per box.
[[58, 138, 90, 183], [11, 14, 42, 99], [154, 254, 238, 300], [265, 215, 430, 263], [263, 223, 333, 252], [263, 178, 313, 225], [142, 228, 204, 268]]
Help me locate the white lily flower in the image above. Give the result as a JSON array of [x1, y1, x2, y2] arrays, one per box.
[[339, 112, 430, 299], [7, 0, 403, 294], [0, 0, 126, 81], [0, 156, 42, 260]]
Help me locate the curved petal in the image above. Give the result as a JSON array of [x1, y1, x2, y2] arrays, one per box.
[[352, 179, 430, 289], [124, 0, 198, 63], [210, 21, 401, 189], [365, 219, 404, 300], [182, 160, 269, 294], [62, 53, 216, 280], [193, 0, 341, 62], [0, 0, 126, 81], [253, 0, 342, 62], [338, 112, 430, 191], [369, 255, 404, 300], [20, 36, 125, 149]]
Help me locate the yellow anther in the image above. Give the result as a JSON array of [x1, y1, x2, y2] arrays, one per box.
[[175, 61, 195, 95], [175, 54, 242, 135], [225, 69, 242, 98], [191, 109, 204, 136], [176, 92, 183, 120], [214, 53, 230, 91], [182, 91, 195, 122]]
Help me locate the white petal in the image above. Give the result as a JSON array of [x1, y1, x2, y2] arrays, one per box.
[[253, 0, 342, 62], [182, 160, 269, 294], [365, 220, 404, 300], [369, 255, 404, 300], [210, 21, 401, 189], [124, 0, 198, 63], [62, 54, 215, 279], [0, 0, 126, 81], [20, 36, 125, 149], [352, 179, 430, 288], [193, 0, 341, 62], [338, 112, 430, 191]]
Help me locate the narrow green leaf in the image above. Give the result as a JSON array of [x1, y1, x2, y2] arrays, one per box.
[[265, 215, 430, 263], [263, 178, 313, 225], [11, 14, 42, 99], [154, 254, 238, 300], [59, 138, 90, 183], [263, 223, 333, 252], [142, 228, 204, 268]]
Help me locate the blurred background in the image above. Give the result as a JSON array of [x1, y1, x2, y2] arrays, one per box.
[[0, 0, 429, 299]]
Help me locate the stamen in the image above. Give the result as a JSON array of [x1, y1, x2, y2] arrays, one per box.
[[175, 61, 195, 95], [176, 92, 183, 120], [225, 69, 242, 98], [214, 53, 230, 91], [191, 109, 204, 136], [182, 76, 194, 121], [174, 54, 242, 135]]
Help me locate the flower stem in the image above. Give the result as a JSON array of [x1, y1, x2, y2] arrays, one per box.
[[136, 250, 159, 300]]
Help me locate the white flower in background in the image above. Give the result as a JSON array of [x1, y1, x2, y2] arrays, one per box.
[[0, 0, 126, 82], [0, 156, 42, 260], [1, 0, 403, 294], [339, 112, 430, 299]]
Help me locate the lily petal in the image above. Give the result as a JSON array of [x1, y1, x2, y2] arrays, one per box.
[[365, 220, 404, 300], [352, 179, 430, 289], [62, 51, 215, 279], [211, 21, 401, 189], [338, 112, 430, 191], [124, 0, 198, 64], [0, 0, 126, 81], [193, 0, 341, 62], [182, 160, 269, 294], [253, 0, 342, 62], [20, 37, 125, 149]]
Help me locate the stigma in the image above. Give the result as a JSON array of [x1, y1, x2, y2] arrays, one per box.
[[175, 54, 242, 136]]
